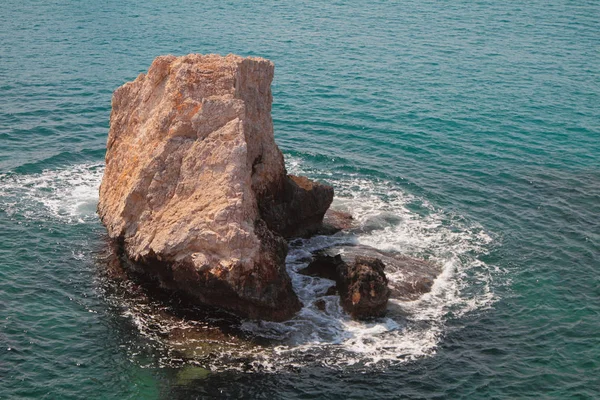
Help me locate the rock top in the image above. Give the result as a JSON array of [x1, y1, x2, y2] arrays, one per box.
[[98, 54, 333, 321]]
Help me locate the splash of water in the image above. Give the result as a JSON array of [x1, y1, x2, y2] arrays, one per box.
[[0, 163, 104, 223]]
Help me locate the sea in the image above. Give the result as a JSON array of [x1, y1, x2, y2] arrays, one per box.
[[1, 0, 599, 398]]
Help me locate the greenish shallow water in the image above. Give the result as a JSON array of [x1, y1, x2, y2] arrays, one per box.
[[1, 0, 599, 398]]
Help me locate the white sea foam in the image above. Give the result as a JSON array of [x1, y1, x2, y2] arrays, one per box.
[[238, 156, 497, 368], [0, 163, 104, 223], [1, 160, 499, 370]]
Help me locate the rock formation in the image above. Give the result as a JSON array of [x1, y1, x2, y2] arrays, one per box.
[[98, 54, 333, 321], [299, 244, 440, 319], [300, 251, 390, 319], [260, 175, 334, 238], [317, 209, 355, 235], [298, 254, 342, 281], [337, 256, 390, 319], [323, 245, 440, 301]]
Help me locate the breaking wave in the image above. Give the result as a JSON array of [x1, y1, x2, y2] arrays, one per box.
[[0, 163, 104, 223]]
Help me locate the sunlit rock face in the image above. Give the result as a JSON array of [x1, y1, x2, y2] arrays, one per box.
[[98, 54, 332, 321]]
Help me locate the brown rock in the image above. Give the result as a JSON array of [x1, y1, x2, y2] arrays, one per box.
[[300, 251, 391, 319], [260, 175, 333, 238], [314, 299, 327, 311], [98, 54, 332, 321], [336, 256, 391, 319], [323, 285, 337, 296], [322, 245, 440, 301]]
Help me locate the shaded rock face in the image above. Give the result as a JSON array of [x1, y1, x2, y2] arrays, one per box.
[[260, 175, 333, 238], [337, 256, 390, 320], [98, 54, 332, 321], [298, 254, 343, 281]]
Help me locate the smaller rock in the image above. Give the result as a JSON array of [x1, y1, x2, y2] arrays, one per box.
[[390, 276, 435, 300], [317, 209, 355, 235], [298, 254, 344, 281], [336, 256, 391, 320], [300, 251, 391, 319], [322, 245, 440, 301]]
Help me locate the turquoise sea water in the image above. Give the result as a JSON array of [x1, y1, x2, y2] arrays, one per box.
[[1, 0, 599, 398]]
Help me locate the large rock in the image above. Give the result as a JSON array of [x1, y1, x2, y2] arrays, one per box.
[[98, 54, 333, 321]]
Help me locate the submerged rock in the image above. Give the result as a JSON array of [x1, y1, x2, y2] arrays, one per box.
[[176, 366, 211, 384], [317, 209, 355, 235], [98, 54, 333, 321]]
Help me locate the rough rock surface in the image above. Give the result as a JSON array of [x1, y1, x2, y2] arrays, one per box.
[[98, 53, 333, 321], [300, 244, 440, 318], [337, 256, 390, 319], [261, 175, 334, 238]]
